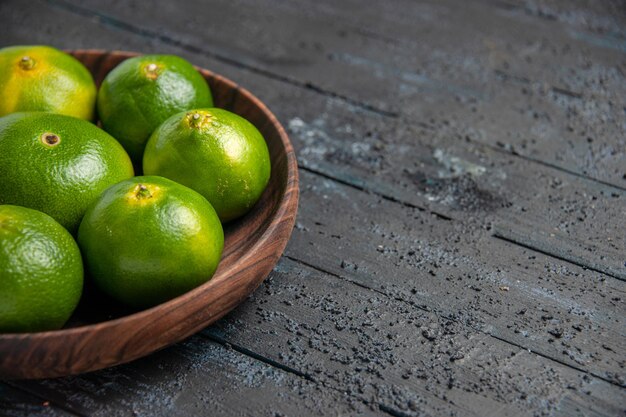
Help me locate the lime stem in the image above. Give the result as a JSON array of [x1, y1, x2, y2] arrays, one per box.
[[19, 56, 35, 70], [145, 63, 160, 80], [187, 112, 213, 129], [135, 184, 153, 199], [44, 134, 59, 145], [40, 133, 60, 147]]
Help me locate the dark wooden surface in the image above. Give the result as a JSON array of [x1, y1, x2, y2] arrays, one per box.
[[1, 0, 624, 415]]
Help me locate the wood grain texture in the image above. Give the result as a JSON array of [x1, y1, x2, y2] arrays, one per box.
[[0, 50, 299, 380], [283, 171, 626, 385], [8, 336, 379, 417], [62, 0, 626, 187], [279, 96, 626, 281], [206, 258, 626, 416], [46, 0, 626, 279], [0, 0, 624, 415]]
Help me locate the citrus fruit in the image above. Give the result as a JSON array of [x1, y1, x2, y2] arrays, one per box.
[[143, 108, 271, 222], [0, 112, 134, 233], [0, 45, 96, 120], [97, 54, 213, 161], [77, 176, 224, 309], [0, 205, 83, 333]]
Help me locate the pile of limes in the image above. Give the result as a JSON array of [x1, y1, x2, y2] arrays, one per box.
[[0, 45, 271, 332]]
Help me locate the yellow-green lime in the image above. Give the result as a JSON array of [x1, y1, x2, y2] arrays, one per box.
[[0, 112, 134, 233], [0, 205, 83, 333], [97, 54, 213, 161], [77, 176, 224, 309], [143, 108, 271, 222], [0, 45, 97, 120]]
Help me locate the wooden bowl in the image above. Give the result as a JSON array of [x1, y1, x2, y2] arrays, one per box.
[[0, 50, 299, 380]]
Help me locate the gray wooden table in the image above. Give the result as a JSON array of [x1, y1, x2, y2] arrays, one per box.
[[1, 0, 625, 415]]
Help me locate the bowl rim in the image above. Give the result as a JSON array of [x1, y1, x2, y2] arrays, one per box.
[[0, 50, 299, 377]]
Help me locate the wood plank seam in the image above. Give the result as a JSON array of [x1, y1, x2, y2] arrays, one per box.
[[46, 0, 625, 192], [298, 162, 625, 283], [378, 403, 416, 417], [204, 327, 421, 417], [493, 233, 626, 281], [486, 142, 626, 193], [490, 0, 626, 42], [282, 255, 626, 389], [486, 333, 626, 388], [7, 335, 382, 417], [284, 255, 393, 297], [46, 0, 398, 119], [3, 382, 87, 417], [202, 332, 314, 381], [300, 165, 454, 221]]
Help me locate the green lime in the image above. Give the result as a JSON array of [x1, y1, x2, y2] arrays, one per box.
[[0, 45, 96, 120], [77, 176, 224, 309], [143, 108, 271, 222], [0, 205, 83, 333], [97, 54, 213, 161], [0, 112, 134, 234]]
